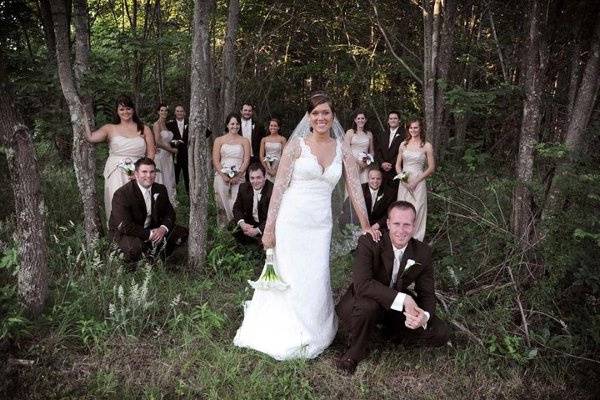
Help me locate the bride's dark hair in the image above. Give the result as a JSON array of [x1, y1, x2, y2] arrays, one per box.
[[307, 91, 335, 114], [113, 94, 145, 135]]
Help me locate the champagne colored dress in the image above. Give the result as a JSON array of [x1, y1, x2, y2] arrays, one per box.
[[397, 149, 428, 241], [102, 135, 146, 222], [154, 130, 177, 206], [214, 143, 245, 221], [264, 141, 283, 182]]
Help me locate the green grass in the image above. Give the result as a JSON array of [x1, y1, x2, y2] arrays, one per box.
[[1, 150, 599, 399]]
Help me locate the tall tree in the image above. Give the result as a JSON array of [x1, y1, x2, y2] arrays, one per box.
[[0, 59, 49, 317], [511, 0, 546, 244], [188, 0, 215, 269], [219, 0, 240, 126], [422, 0, 457, 158], [544, 12, 600, 215], [51, 0, 101, 248]]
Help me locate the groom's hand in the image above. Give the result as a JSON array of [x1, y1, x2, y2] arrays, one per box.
[[404, 306, 428, 330]]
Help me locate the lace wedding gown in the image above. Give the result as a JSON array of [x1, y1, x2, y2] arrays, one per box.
[[397, 149, 428, 241], [154, 130, 177, 206], [233, 137, 368, 360]]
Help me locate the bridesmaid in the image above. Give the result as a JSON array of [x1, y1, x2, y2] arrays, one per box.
[[152, 103, 178, 206], [84, 94, 155, 222], [212, 112, 251, 223], [259, 117, 287, 182], [344, 111, 374, 184], [394, 119, 435, 241]]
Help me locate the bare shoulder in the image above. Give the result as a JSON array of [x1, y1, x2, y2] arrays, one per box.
[[423, 142, 434, 151]]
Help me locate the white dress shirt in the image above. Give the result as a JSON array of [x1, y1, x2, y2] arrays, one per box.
[[241, 118, 253, 155], [369, 187, 378, 212], [388, 127, 399, 148], [177, 119, 184, 137], [137, 182, 152, 229], [252, 189, 261, 224]]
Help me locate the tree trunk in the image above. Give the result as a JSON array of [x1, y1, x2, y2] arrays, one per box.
[[544, 15, 600, 215], [511, 0, 546, 245], [51, 0, 101, 247], [38, 0, 56, 63], [423, 0, 456, 159], [188, 0, 214, 270], [0, 64, 49, 317], [219, 0, 240, 125]]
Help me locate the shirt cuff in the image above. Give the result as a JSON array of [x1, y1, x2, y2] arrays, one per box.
[[237, 219, 245, 227], [160, 225, 169, 234], [423, 311, 430, 330], [390, 292, 406, 312], [256, 227, 262, 235]]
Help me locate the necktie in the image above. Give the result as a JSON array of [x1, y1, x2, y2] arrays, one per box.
[[252, 190, 260, 222], [389, 250, 403, 288], [389, 130, 396, 148], [143, 188, 151, 228], [370, 190, 377, 212]]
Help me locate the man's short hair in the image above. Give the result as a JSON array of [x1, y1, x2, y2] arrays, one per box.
[[241, 102, 254, 109], [367, 165, 382, 177], [134, 157, 156, 170], [387, 200, 416, 220], [388, 110, 401, 119], [248, 162, 265, 176]]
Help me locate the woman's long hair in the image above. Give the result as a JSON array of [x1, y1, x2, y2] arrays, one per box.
[[112, 94, 145, 135], [402, 118, 426, 147], [224, 112, 241, 135], [350, 110, 368, 133]]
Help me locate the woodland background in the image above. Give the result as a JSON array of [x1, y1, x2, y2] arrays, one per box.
[[1, 0, 599, 398]]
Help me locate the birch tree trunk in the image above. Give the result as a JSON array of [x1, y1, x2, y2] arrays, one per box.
[[0, 63, 49, 317], [188, 0, 215, 269], [544, 15, 600, 215], [511, 0, 546, 245], [51, 0, 100, 247], [219, 0, 240, 126]]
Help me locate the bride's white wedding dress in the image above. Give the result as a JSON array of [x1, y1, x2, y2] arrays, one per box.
[[233, 136, 368, 360]]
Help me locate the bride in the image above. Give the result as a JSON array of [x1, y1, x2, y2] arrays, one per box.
[[233, 91, 379, 360]]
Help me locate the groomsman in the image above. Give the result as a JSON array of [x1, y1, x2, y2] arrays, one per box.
[[374, 111, 403, 191], [240, 103, 264, 172], [336, 201, 448, 374], [109, 157, 188, 264], [166, 105, 189, 194], [363, 167, 396, 232], [232, 163, 273, 245]]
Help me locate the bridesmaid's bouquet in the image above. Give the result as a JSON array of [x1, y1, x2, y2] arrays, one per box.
[[221, 165, 239, 196], [360, 152, 374, 166], [248, 249, 289, 291], [393, 171, 410, 183], [170, 139, 184, 148], [118, 158, 135, 177], [263, 154, 279, 168]]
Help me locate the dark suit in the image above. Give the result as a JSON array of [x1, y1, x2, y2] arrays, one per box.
[[337, 235, 448, 362], [374, 128, 403, 191], [109, 180, 187, 262], [241, 119, 264, 178], [362, 183, 396, 229], [231, 180, 273, 244], [166, 118, 189, 194]]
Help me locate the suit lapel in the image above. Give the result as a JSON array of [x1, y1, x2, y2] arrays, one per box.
[[380, 234, 395, 284], [363, 184, 372, 213]]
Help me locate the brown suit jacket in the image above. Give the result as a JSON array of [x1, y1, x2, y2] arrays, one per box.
[[232, 180, 273, 233], [109, 180, 176, 241], [342, 234, 436, 315]]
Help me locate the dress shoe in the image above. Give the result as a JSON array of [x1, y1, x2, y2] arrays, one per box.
[[335, 356, 358, 375]]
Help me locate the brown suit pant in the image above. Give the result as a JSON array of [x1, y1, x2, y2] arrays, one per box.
[[337, 293, 449, 362]]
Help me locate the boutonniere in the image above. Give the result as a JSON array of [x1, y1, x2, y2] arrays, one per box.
[[404, 259, 420, 272], [153, 193, 159, 201], [184, 124, 188, 130], [376, 194, 384, 202], [252, 123, 255, 130]]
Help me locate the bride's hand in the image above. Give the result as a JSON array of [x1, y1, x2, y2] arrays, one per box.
[[363, 227, 381, 242], [262, 231, 275, 249]]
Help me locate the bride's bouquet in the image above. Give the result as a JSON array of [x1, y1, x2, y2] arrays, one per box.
[[118, 158, 135, 177], [248, 249, 289, 291]]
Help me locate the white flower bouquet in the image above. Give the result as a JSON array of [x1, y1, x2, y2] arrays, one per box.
[[248, 248, 289, 291], [263, 154, 279, 168], [118, 158, 135, 177], [360, 152, 374, 166]]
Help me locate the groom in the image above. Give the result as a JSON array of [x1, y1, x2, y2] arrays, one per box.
[[336, 201, 448, 374]]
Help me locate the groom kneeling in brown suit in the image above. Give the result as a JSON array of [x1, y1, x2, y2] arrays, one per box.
[[109, 157, 187, 263], [336, 201, 448, 374]]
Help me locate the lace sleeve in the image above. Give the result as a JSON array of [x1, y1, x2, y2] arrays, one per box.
[[261, 137, 301, 248], [342, 140, 370, 230]]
